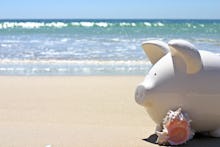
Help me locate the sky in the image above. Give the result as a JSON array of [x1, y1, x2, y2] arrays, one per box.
[[0, 0, 220, 19]]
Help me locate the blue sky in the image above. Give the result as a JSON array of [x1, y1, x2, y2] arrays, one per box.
[[1, 0, 220, 19]]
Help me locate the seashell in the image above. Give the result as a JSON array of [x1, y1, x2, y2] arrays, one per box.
[[156, 108, 194, 145]]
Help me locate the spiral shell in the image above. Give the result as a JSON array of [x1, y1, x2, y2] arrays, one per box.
[[156, 108, 194, 145]]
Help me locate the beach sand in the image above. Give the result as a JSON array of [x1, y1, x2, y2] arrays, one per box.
[[0, 76, 219, 147], [0, 76, 155, 147]]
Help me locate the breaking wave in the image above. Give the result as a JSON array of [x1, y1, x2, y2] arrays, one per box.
[[0, 59, 148, 65], [0, 59, 151, 75], [0, 21, 167, 29]]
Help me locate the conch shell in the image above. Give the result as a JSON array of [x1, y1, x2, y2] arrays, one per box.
[[156, 108, 194, 145]]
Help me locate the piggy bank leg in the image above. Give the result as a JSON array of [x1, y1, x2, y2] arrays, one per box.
[[210, 129, 220, 137]]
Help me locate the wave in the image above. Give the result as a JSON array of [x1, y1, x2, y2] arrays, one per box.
[[1, 19, 220, 30], [0, 59, 150, 66], [0, 59, 151, 75], [0, 21, 113, 29], [0, 21, 167, 29], [1, 20, 219, 31]]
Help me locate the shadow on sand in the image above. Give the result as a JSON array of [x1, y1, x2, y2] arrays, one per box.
[[143, 133, 220, 147]]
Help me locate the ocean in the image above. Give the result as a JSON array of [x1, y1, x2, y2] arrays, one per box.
[[0, 19, 220, 76]]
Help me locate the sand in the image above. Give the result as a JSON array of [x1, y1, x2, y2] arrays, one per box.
[[0, 76, 219, 147]]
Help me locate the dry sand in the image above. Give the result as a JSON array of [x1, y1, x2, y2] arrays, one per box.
[[0, 76, 219, 147]]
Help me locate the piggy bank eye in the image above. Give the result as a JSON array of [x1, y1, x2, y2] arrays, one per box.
[[154, 73, 157, 76]]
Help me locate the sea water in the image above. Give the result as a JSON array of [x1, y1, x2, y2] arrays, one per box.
[[0, 19, 220, 75]]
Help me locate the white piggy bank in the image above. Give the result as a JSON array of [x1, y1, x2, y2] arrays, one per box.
[[135, 39, 220, 137]]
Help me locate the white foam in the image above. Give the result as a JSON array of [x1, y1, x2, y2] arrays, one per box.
[[0, 59, 149, 66], [30, 40, 40, 43], [15, 68, 25, 71], [144, 22, 152, 27], [45, 22, 67, 28], [0, 22, 69, 29], [32, 68, 38, 72], [2, 22, 44, 29], [158, 22, 164, 27], [0, 59, 151, 75], [2, 22, 16, 28], [44, 68, 51, 72], [199, 24, 205, 27], [60, 38, 69, 42], [0, 44, 12, 47], [71, 22, 80, 26], [0, 68, 7, 71], [18, 22, 45, 28], [119, 22, 138, 27], [153, 22, 164, 27], [58, 68, 67, 72], [80, 22, 94, 27], [186, 23, 191, 27], [120, 22, 130, 26], [131, 23, 136, 27], [111, 38, 120, 42], [95, 22, 108, 27]]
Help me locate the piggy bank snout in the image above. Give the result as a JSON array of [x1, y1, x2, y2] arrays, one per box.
[[135, 85, 145, 105], [135, 84, 151, 106]]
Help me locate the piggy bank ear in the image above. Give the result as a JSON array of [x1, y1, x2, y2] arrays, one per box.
[[168, 39, 202, 74], [142, 40, 169, 64]]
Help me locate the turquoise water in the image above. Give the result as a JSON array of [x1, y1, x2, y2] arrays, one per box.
[[0, 19, 220, 75]]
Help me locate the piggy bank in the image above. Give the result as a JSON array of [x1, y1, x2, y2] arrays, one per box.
[[135, 39, 220, 137]]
